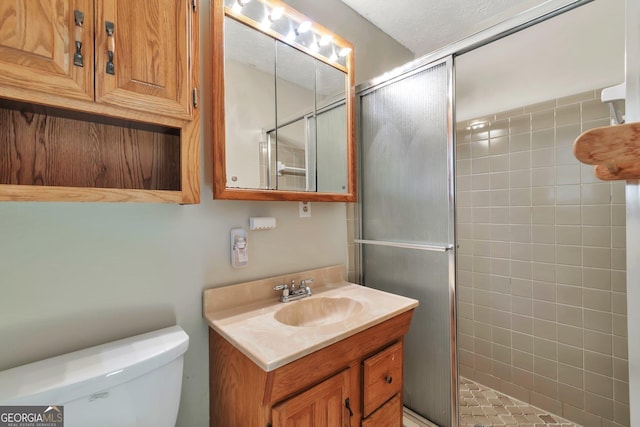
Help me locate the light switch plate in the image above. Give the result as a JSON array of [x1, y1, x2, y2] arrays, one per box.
[[299, 201, 311, 217]]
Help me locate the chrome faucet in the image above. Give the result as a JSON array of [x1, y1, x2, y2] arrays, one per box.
[[273, 279, 313, 303]]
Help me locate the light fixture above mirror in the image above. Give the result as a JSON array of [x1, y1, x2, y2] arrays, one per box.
[[213, 0, 356, 201], [226, 0, 350, 69]]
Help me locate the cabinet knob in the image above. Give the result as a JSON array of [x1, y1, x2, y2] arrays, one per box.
[[385, 376, 393, 384]]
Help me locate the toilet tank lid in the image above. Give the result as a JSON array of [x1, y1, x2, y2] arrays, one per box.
[[0, 325, 189, 404]]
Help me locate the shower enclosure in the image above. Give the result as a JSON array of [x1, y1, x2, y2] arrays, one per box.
[[453, 1, 629, 425], [354, 1, 628, 426]]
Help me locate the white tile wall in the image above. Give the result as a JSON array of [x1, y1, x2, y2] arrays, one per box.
[[456, 89, 629, 427]]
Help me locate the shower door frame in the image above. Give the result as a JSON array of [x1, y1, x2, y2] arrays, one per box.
[[354, 1, 594, 426], [356, 55, 457, 426]]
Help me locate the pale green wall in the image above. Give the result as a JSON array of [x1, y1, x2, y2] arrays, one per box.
[[0, 1, 413, 426]]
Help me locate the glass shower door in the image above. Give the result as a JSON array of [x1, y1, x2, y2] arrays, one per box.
[[357, 57, 456, 427]]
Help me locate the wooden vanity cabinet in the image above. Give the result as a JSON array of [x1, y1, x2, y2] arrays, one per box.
[[209, 309, 414, 427], [0, 0, 200, 203]]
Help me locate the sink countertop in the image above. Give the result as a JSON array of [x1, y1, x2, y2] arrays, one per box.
[[203, 265, 418, 372]]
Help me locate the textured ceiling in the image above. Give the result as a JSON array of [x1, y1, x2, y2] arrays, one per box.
[[338, 0, 556, 56]]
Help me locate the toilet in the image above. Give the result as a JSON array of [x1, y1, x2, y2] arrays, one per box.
[[0, 325, 189, 427]]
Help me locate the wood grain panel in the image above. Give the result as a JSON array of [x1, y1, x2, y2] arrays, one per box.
[[362, 341, 403, 417], [0, 103, 180, 190], [361, 394, 402, 427], [0, 185, 184, 203], [0, 1, 55, 59], [209, 329, 272, 427], [179, 105, 201, 204], [180, 3, 200, 205], [0, 0, 94, 101], [96, 0, 191, 119], [272, 369, 350, 427]]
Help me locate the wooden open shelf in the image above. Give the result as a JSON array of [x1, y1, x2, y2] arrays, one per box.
[[0, 100, 192, 203]]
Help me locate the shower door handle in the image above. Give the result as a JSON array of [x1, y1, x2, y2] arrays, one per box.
[[355, 239, 454, 252]]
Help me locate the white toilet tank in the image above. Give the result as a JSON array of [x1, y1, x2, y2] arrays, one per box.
[[0, 325, 189, 427]]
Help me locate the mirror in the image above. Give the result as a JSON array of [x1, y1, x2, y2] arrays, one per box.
[[213, 0, 356, 201]]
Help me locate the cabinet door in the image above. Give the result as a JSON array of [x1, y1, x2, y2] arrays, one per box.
[[272, 369, 351, 427], [0, 0, 94, 101], [95, 0, 193, 120]]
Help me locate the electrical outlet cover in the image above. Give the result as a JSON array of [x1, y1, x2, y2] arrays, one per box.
[[299, 201, 311, 217]]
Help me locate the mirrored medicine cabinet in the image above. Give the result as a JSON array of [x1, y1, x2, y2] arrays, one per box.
[[212, 0, 356, 201]]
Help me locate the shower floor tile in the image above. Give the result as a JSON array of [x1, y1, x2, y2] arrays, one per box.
[[459, 377, 579, 426]]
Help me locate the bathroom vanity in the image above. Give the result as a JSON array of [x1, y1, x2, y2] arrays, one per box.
[[203, 266, 417, 427]]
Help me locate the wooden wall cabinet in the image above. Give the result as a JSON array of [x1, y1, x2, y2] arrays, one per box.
[[0, 0, 200, 203], [209, 310, 413, 427]]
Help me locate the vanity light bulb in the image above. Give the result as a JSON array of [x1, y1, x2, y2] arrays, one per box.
[[319, 35, 333, 46], [310, 41, 320, 53], [232, 0, 250, 13], [329, 52, 338, 62], [269, 7, 285, 21], [297, 21, 312, 34], [338, 47, 352, 57], [286, 30, 296, 42]]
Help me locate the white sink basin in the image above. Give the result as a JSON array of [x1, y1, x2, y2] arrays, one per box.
[[274, 297, 365, 327], [204, 266, 419, 371]]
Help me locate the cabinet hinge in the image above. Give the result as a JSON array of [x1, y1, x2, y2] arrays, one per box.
[[191, 0, 197, 12], [192, 88, 199, 109]]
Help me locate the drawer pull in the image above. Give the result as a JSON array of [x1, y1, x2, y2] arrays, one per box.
[[344, 397, 353, 416], [105, 21, 115, 75], [344, 397, 353, 426], [385, 376, 393, 384]]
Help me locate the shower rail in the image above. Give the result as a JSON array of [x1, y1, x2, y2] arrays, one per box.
[[354, 239, 454, 252], [276, 161, 306, 176]]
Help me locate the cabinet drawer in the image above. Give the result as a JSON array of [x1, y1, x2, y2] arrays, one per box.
[[362, 341, 402, 417], [362, 394, 402, 427]]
